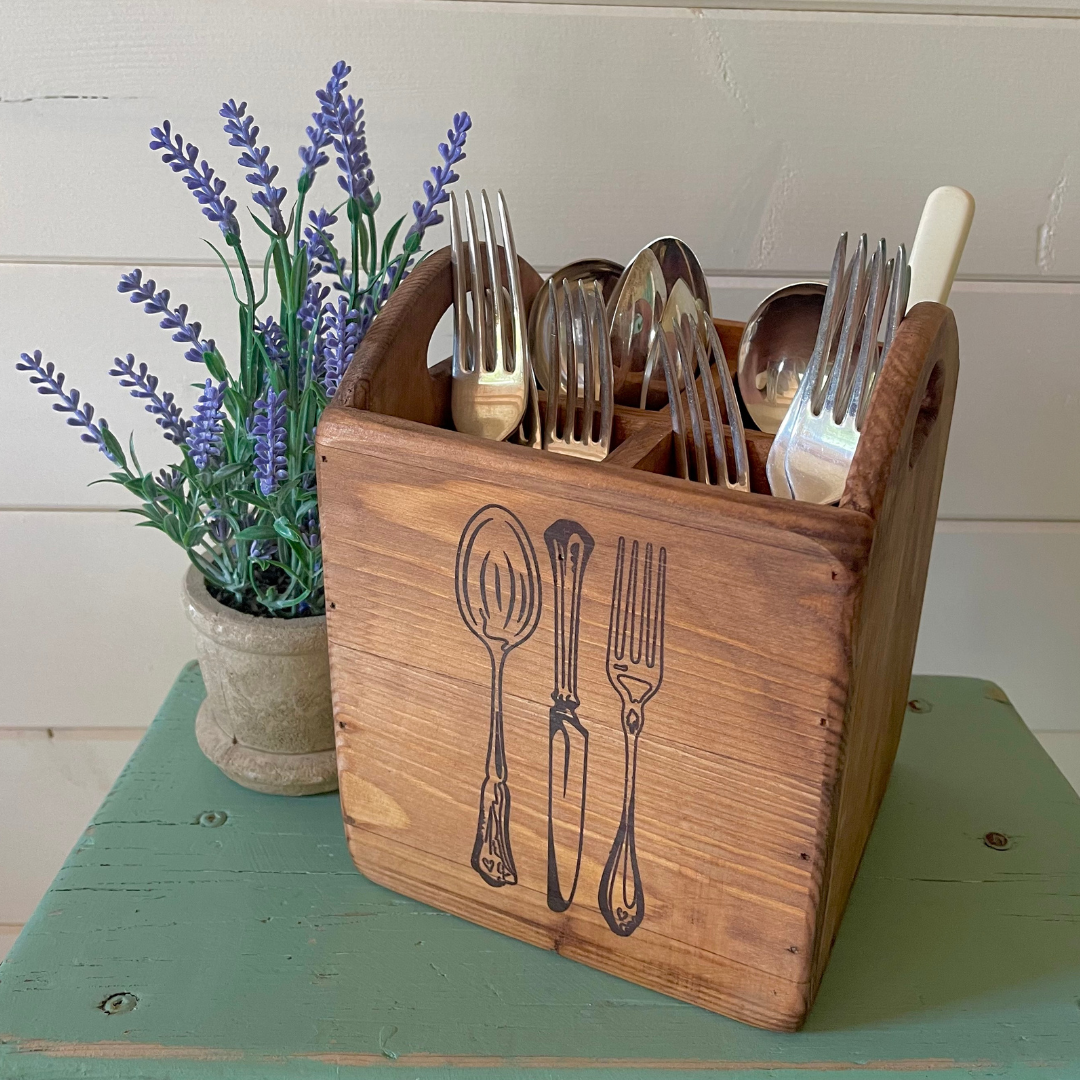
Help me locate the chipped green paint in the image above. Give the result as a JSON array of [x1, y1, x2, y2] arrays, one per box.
[[1, 665, 1078, 1079]]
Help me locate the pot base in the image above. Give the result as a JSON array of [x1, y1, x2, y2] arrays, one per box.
[[195, 700, 338, 796]]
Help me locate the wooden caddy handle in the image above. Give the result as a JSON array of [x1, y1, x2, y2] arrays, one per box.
[[841, 303, 959, 521]]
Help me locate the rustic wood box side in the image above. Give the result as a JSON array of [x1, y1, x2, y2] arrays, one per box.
[[315, 250, 957, 1032], [812, 304, 961, 992], [317, 410, 873, 1030]]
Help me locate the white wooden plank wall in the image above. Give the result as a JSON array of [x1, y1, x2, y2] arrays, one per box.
[[3, 0, 1080, 954]]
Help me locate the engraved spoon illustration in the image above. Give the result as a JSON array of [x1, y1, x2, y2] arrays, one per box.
[[544, 519, 595, 912], [599, 537, 667, 936], [456, 505, 542, 887]]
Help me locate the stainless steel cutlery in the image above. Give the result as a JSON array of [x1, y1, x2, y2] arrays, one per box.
[[447, 185, 971, 508], [450, 189, 529, 442], [767, 186, 972, 503], [783, 237, 903, 505], [659, 310, 749, 492], [542, 278, 614, 460]]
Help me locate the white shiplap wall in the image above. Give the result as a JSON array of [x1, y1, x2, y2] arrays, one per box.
[[3, 0, 1080, 952]]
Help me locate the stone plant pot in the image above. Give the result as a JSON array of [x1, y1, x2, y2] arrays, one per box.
[[182, 565, 337, 796]]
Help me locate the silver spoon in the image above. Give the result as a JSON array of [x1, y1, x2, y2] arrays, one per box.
[[607, 246, 667, 403], [735, 282, 826, 434], [648, 237, 712, 317], [529, 258, 623, 392]]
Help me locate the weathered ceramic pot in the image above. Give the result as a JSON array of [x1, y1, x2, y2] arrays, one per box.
[[182, 565, 337, 795]]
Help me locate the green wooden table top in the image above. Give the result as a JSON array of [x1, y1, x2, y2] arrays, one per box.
[[2, 666, 1079, 1080]]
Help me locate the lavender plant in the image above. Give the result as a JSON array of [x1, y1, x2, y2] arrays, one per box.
[[16, 62, 471, 617]]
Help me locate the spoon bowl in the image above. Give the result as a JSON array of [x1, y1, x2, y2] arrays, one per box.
[[649, 237, 712, 316], [529, 258, 623, 392], [736, 282, 826, 434], [607, 247, 667, 403]]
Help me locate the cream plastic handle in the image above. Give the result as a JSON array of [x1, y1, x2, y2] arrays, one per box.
[[906, 186, 975, 312]]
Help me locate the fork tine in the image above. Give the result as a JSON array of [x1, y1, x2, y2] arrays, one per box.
[[579, 281, 596, 446], [593, 281, 614, 455], [858, 243, 908, 431], [640, 336, 659, 410], [497, 191, 526, 376], [564, 281, 579, 432], [844, 240, 887, 425], [480, 191, 509, 374], [691, 321, 727, 488], [450, 191, 471, 376], [820, 233, 868, 419], [704, 318, 750, 491], [464, 191, 487, 373], [542, 279, 560, 447], [658, 330, 689, 480], [676, 316, 711, 484], [806, 232, 852, 416], [880, 243, 909, 364]]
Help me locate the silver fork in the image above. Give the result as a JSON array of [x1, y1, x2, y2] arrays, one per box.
[[857, 244, 909, 431], [450, 189, 529, 442], [658, 311, 750, 491], [784, 237, 905, 504], [542, 278, 614, 460], [766, 232, 852, 498]]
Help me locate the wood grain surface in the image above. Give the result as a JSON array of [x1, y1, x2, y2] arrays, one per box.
[[315, 252, 958, 1029], [2, 666, 1079, 1077]]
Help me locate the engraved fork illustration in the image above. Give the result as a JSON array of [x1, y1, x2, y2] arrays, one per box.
[[599, 537, 667, 936]]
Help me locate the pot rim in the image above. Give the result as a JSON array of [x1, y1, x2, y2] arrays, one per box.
[[182, 564, 327, 654]]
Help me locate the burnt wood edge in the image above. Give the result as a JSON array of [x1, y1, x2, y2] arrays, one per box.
[[840, 303, 958, 521]]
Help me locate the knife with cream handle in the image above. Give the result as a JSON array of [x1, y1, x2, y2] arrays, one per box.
[[906, 186, 975, 311]]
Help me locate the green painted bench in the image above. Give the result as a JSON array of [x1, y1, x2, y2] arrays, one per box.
[[2, 666, 1079, 1079]]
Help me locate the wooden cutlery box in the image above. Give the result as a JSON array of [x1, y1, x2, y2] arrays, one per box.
[[315, 246, 960, 1032]]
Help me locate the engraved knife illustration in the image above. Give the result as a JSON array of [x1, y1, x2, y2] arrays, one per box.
[[599, 537, 666, 936], [456, 505, 542, 888], [543, 519, 595, 912]]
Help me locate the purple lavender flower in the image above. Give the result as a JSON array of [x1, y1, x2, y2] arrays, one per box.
[[186, 378, 226, 470], [252, 386, 288, 495], [15, 351, 118, 463], [300, 514, 320, 550], [220, 99, 287, 234], [256, 316, 288, 369], [298, 280, 330, 336], [319, 295, 361, 396], [298, 61, 350, 189], [209, 515, 231, 543], [156, 467, 184, 491], [408, 112, 471, 241], [249, 537, 280, 563], [108, 354, 188, 445], [149, 120, 240, 239], [321, 70, 373, 207], [118, 270, 216, 365], [304, 208, 339, 276]]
